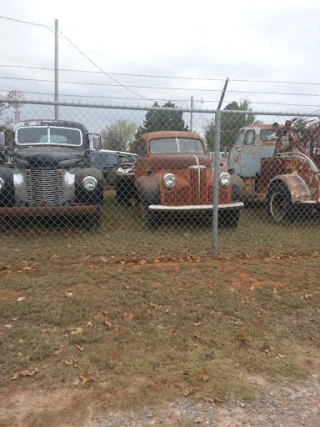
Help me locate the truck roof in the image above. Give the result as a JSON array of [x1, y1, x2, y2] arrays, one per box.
[[141, 131, 204, 144], [240, 124, 275, 131], [14, 119, 89, 134]]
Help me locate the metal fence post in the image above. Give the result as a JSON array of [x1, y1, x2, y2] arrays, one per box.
[[212, 110, 221, 259]]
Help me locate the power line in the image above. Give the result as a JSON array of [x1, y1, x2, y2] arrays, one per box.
[[193, 99, 320, 108], [0, 15, 52, 29], [2, 88, 320, 109], [0, 15, 148, 100], [58, 29, 147, 100], [2, 76, 320, 96], [0, 88, 191, 103], [0, 64, 226, 81], [1, 63, 320, 87]]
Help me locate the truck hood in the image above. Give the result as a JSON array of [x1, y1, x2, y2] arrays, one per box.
[[13, 146, 87, 169], [147, 154, 212, 170]]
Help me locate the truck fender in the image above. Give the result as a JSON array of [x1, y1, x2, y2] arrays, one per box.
[[74, 167, 104, 205], [136, 174, 161, 206], [217, 166, 245, 201], [0, 166, 15, 207], [267, 174, 311, 203], [229, 173, 245, 201]]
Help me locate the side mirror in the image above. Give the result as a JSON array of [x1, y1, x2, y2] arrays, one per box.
[[89, 133, 102, 151], [0, 131, 5, 151]]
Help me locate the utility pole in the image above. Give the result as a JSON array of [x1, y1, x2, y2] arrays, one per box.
[[190, 96, 194, 131], [54, 18, 59, 120]]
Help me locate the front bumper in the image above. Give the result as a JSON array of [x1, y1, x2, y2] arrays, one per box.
[[148, 202, 244, 211], [0, 204, 101, 217]]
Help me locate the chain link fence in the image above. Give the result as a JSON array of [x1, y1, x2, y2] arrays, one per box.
[[1, 99, 320, 265]]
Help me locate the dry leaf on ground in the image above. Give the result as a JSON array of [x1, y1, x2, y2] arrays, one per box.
[[183, 386, 195, 397], [17, 297, 25, 302], [209, 396, 227, 403], [79, 373, 95, 384], [71, 327, 83, 335], [65, 357, 77, 366], [11, 368, 39, 380]]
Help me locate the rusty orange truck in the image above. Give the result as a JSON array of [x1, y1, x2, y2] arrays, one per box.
[[116, 131, 243, 227]]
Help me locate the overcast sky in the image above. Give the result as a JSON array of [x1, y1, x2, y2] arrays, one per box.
[[1, 0, 320, 131]]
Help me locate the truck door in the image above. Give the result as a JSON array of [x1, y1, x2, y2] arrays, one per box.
[[135, 139, 147, 179], [239, 129, 257, 178], [229, 131, 244, 175], [241, 129, 276, 178]]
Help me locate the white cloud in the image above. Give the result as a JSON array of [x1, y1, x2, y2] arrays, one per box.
[[1, 0, 320, 122]]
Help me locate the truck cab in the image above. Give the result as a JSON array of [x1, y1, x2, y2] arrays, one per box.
[[0, 120, 104, 228], [228, 122, 320, 221], [132, 131, 243, 227], [229, 124, 281, 178]]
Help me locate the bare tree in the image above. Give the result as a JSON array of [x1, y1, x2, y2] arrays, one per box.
[[101, 120, 137, 151], [0, 100, 13, 129]]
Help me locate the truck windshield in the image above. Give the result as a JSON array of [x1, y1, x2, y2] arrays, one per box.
[[150, 138, 204, 154], [16, 127, 82, 146]]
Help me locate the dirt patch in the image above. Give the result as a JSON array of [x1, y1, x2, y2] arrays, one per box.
[[0, 388, 93, 427], [0, 290, 25, 302], [226, 273, 288, 292]]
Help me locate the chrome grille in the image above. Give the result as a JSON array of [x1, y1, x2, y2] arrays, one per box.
[[26, 169, 64, 206]]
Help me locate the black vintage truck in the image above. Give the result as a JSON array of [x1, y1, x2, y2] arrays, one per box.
[[0, 120, 104, 228]]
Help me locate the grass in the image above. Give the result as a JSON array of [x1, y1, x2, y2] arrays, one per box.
[[1, 254, 320, 426], [0, 189, 320, 425], [1, 190, 320, 270]]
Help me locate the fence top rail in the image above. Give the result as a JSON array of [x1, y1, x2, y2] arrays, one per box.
[[3, 98, 320, 118]]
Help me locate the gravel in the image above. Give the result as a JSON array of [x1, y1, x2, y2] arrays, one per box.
[[90, 376, 320, 426]]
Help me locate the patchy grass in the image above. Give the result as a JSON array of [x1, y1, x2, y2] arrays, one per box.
[[0, 189, 320, 425], [1, 191, 320, 270], [0, 254, 320, 426]]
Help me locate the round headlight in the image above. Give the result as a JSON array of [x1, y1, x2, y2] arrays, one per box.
[[163, 173, 176, 189], [219, 172, 231, 187], [0, 177, 4, 192], [82, 176, 98, 191]]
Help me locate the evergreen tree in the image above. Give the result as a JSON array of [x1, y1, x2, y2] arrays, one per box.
[[135, 101, 188, 143]]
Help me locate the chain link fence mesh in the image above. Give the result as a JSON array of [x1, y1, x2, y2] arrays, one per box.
[[1, 100, 320, 266]]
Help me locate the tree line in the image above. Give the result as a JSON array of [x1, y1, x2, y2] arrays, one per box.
[[100, 99, 259, 153]]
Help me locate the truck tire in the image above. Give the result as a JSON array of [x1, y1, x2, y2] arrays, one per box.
[[80, 208, 102, 231], [144, 206, 161, 229], [219, 210, 240, 228], [267, 182, 293, 221]]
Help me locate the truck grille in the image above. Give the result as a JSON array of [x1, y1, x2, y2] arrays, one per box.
[[164, 186, 190, 205], [190, 168, 207, 205], [26, 170, 64, 206]]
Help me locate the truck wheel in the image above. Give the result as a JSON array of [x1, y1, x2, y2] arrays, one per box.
[[267, 182, 293, 221], [219, 210, 240, 228], [82, 209, 102, 231], [108, 171, 117, 187], [144, 206, 160, 229]]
